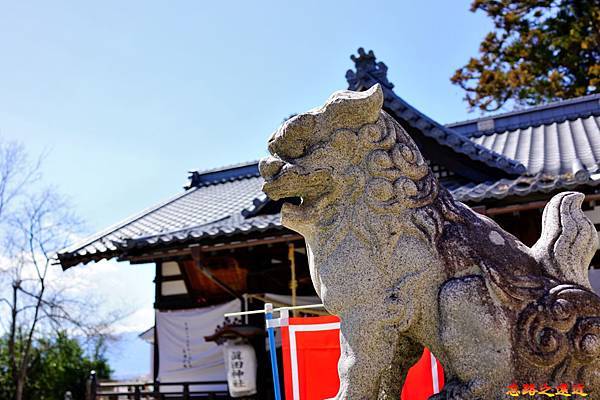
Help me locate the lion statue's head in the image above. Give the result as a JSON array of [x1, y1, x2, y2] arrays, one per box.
[[260, 85, 452, 252]]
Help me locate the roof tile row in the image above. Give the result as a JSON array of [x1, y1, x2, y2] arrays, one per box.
[[470, 115, 600, 176]]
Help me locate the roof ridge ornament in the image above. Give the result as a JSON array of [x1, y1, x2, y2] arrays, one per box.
[[184, 162, 261, 189], [345, 48, 527, 178], [185, 171, 202, 189], [346, 48, 394, 91]]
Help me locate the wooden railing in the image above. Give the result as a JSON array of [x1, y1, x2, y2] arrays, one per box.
[[86, 371, 230, 400]]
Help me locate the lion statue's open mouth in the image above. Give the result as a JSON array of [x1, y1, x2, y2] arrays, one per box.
[[260, 158, 331, 222]]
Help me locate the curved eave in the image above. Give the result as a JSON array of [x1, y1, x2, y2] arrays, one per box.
[[57, 217, 287, 269], [121, 214, 285, 253], [57, 248, 123, 270], [450, 174, 600, 204]]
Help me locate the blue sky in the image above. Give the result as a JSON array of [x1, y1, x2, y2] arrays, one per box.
[[0, 0, 493, 377]]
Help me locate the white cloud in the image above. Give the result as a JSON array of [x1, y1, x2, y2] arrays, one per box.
[[112, 305, 155, 334], [61, 259, 156, 333]]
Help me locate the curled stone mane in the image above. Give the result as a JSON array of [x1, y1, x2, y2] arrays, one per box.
[[349, 107, 462, 248]]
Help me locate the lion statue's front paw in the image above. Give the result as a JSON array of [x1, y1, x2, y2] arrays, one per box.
[[428, 379, 484, 400]]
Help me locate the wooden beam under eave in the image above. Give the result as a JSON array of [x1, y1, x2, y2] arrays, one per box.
[[125, 233, 305, 264], [474, 193, 600, 216]]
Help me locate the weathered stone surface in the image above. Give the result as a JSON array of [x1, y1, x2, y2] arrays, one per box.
[[260, 84, 600, 399]]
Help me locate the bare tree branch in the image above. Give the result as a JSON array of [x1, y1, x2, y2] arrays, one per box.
[[0, 139, 120, 400]]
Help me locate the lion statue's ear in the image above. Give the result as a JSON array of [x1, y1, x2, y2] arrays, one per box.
[[322, 84, 384, 129]]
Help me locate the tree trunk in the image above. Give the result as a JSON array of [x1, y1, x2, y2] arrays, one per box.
[[9, 283, 18, 397], [15, 375, 24, 400]]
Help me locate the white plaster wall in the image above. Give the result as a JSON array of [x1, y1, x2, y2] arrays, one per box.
[[161, 261, 181, 276], [161, 280, 187, 295], [590, 268, 600, 295]]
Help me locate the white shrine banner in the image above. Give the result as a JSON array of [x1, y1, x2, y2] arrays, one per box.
[[156, 300, 240, 390], [223, 342, 257, 397]]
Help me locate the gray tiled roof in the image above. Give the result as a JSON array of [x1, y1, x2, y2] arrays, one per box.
[[57, 170, 266, 268], [470, 115, 600, 177], [445, 95, 600, 202], [434, 104, 600, 203]]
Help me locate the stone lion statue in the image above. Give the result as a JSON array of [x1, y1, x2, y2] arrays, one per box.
[[259, 85, 600, 399]]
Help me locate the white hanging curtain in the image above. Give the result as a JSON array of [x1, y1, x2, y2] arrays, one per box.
[[156, 299, 240, 391]]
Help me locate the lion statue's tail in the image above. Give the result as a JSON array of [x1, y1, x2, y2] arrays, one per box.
[[513, 192, 600, 389], [531, 191, 598, 289], [515, 283, 600, 389]]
